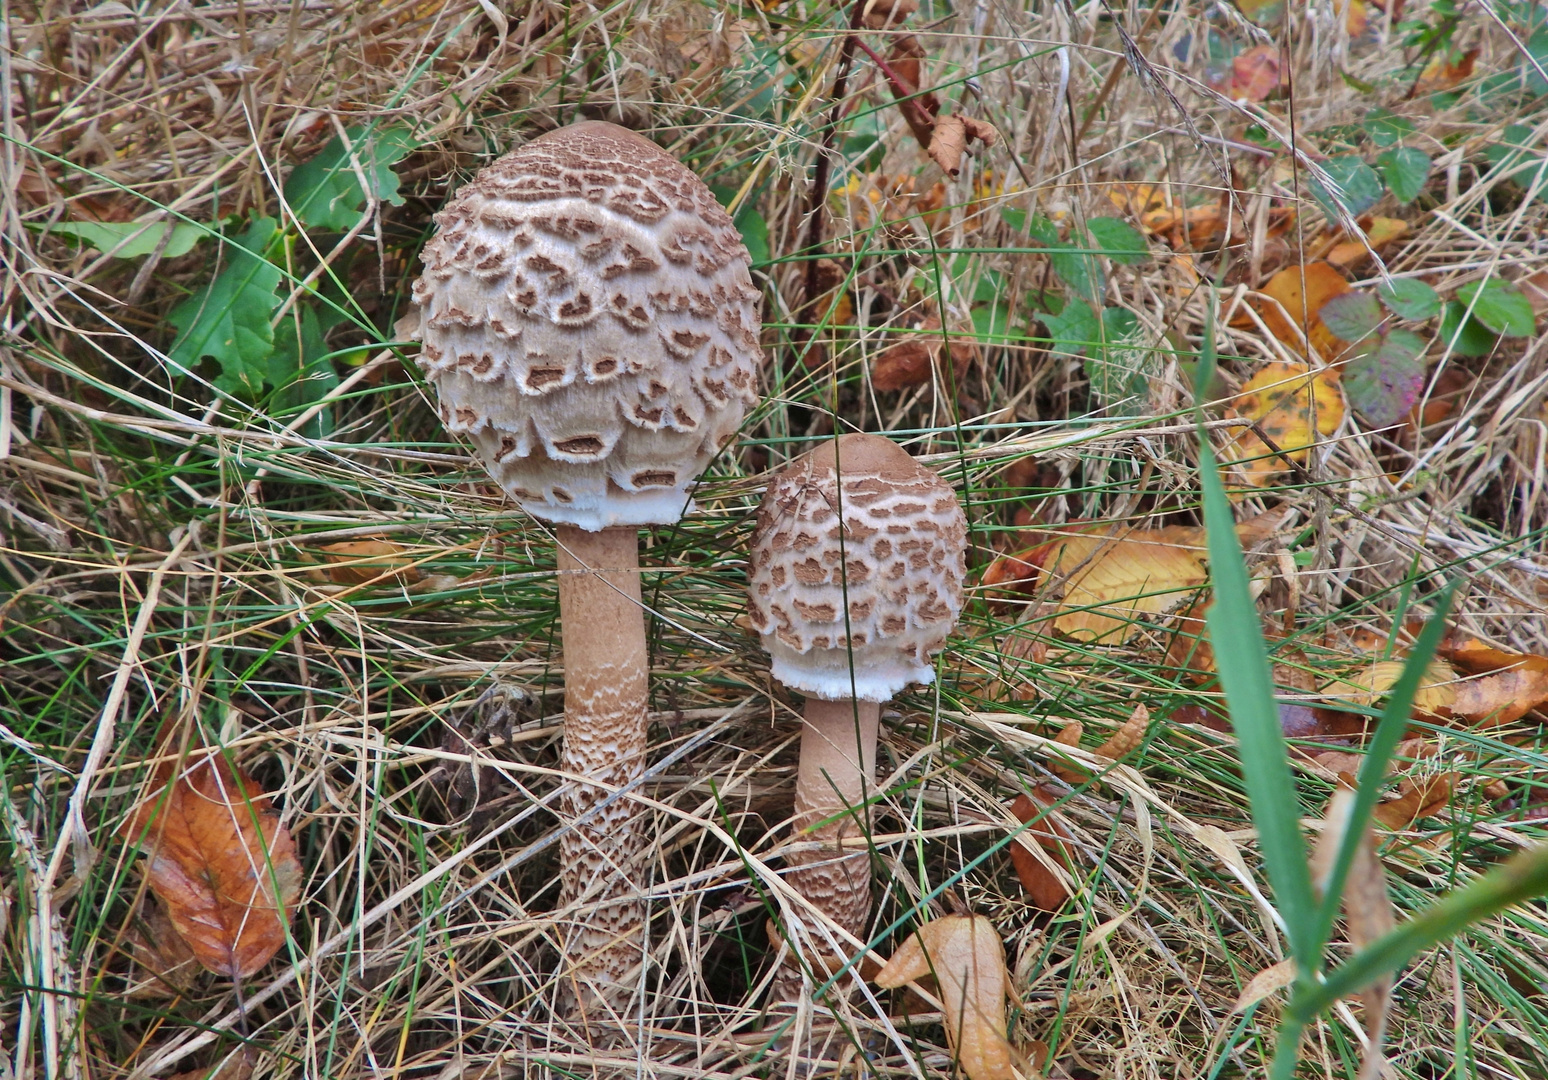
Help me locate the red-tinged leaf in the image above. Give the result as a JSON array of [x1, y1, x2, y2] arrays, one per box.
[[1008, 788, 1075, 909], [1229, 45, 1282, 101], [875, 915, 1017, 1080], [122, 754, 302, 979]]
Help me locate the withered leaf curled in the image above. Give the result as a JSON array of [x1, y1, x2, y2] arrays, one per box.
[[875, 915, 1016, 1080], [122, 753, 303, 979]]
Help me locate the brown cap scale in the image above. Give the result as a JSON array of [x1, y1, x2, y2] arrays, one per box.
[[412, 122, 761, 1017], [746, 433, 966, 993]]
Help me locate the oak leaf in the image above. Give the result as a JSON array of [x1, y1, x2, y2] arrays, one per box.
[[121, 754, 302, 979], [875, 915, 1017, 1080]]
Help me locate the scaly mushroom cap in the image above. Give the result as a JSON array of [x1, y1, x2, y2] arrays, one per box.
[[411, 121, 762, 530], [747, 433, 968, 702]]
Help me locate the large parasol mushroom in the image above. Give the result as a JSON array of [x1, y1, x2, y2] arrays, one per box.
[[747, 433, 967, 993], [412, 121, 761, 1012]]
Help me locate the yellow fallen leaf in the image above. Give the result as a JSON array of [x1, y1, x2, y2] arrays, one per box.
[[315, 539, 423, 586], [875, 915, 1016, 1080], [1327, 216, 1409, 268], [1320, 657, 1459, 717], [1222, 362, 1345, 487]]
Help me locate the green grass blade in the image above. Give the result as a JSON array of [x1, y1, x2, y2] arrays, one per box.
[[1310, 588, 1455, 949], [1193, 305, 1318, 969]]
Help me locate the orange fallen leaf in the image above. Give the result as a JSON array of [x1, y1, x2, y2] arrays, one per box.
[[1326, 216, 1409, 268], [1442, 642, 1548, 727], [1009, 788, 1075, 910], [1221, 362, 1345, 488], [1342, 0, 1370, 36], [122, 754, 303, 979], [1416, 48, 1478, 93], [317, 539, 422, 586], [1034, 524, 1211, 641], [1253, 261, 1352, 358], [1370, 772, 1453, 828], [875, 915, 1016, 1080]]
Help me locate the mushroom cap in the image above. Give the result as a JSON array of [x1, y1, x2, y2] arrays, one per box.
[[747, 433, 968, 702], [411, 121, 762, 530]]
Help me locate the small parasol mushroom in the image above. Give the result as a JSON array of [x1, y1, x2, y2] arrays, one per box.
[[412, 121, 761, 1012], [747, 432, 967, 992]]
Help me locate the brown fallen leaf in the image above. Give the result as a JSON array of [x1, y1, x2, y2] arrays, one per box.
[[123, 896, 200, 999], [1229, 45, 1282, 101], [167, 1051, 255, 1080], [315, 539, 423, 586], [872, 316, 978, 391], [930, 114, 997, 178], [1520, 268, 1548, 317], [1008, 788, 1075, 910], [875, 915, 1017, 1080], [862, 0, 918, 28], [121, 753, 303, 979], [1370, 772, 1454, 828], [885, 35, 941, 150], [1441, 642, 1548, 727], [1326, 216, 1409, 268], [1311, 789, 1394, 1080], [1233, 957, 1297, 1012], [1415, 47, 1478, 92]]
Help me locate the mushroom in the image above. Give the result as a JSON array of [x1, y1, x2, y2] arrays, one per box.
[[411, 121, 761, 1009], [747, 433, 967, 986]]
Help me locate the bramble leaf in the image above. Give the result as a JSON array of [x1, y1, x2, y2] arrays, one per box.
[[1344, 329, 1427, 428], [1319, 291, 1383, 341], [1376, 147, 1431, 204], [1377, 278, 1441, 321], [1457, 280, 1536, 337]]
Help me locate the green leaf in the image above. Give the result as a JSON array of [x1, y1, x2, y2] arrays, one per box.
[[1457, 279, 1536, 337], [1526, 26, 1548, 96], [1043, 300, 1099, 358], [168, 216, 283, 396], [1362, 109, 1415, 148], [44, 220, 204, 259], [1086, 217, 1149, 265], [1344, 329, 1428, 428], [1318, 291, 1383, 341], [1485, 124, 1548, 196], [1000, 207, 1027, 232], [972, 302, 1017, 345], [734, 206, 769, 268], [1377, 278, 1441, 320], [1376, 147, 1432, 204], [269, 304, 341, 439], [1438, 300, 1498, 357], [1310, 156, 1385, 222], [285, 125, 418, 232], [973, 268, 1007, 305]]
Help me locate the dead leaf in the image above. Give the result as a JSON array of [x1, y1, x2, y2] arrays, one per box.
[[1096, 703, 1150, 759], [123, 896, 200, 998], [1051, 721, 1086, 784], [1453, 669, 1548, 727], [1416, 48, 1478, 92], [929, 114, 996, 177], [167, 1052, 255, 1080], [121, 754, 303, 979], [872, 316, 978, 390], [1008, 788, 1075, 910], [1253, 261, 1352, 358], [315, 539, 422, 586], [1233, 957, 1297, 1011], [1319, 657, 1459, 718], [1326, 216, 1409, 268], [886, 36, 941, 150], [875, 915, 1016, 1080], [1221, 362, 1346, 488], [1311, 789, 1393, 1079], [862, 0, 918, 28], [1519, 269, 1548, 316], [1370, 772, 1453, 828], [1229, 45, 1282, 101]]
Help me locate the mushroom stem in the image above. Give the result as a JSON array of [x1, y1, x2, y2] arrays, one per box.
[[554, 523, 649, 1009], [788, 696, 882, 942]]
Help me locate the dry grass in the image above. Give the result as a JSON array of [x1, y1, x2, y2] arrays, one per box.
[[4, 1, 1548, 1078]]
